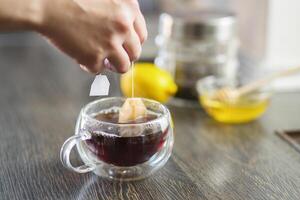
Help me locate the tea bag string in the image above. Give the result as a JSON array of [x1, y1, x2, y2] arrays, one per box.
[[131, 61, 134, 98]]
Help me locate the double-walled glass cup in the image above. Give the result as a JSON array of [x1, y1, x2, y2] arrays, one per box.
[[60, 97, 174, 181]]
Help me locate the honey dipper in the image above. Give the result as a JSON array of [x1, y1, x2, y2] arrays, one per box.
[[214, 65, 300, 102]]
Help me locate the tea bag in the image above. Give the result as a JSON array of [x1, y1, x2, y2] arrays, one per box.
[[119, 98, 148, 137], [119, 98, 147, 123]]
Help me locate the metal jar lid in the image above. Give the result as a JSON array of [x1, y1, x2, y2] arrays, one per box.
[[158, 10, 237, 42]]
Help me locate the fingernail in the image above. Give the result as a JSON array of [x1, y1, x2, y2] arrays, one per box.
[[104, 58, 117, 72]]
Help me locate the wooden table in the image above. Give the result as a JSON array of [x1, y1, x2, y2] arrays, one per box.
[[1, 34, 300, 200]]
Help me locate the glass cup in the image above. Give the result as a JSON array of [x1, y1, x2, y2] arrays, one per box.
[[60, 97, 174, 181]]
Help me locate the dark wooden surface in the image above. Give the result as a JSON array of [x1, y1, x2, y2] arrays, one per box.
[[1, 33, 300, 200]]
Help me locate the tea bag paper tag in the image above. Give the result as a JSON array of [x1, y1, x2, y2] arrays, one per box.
[[89, 75, 110, 96]]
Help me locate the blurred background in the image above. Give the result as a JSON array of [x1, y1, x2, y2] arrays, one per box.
[[140, 0, 300, 66], [139, 0, 300, 93]]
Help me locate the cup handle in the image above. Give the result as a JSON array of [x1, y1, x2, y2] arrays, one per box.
[[60, 131, 96, 173]]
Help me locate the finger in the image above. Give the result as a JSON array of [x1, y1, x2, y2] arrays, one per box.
[[107, 47, 131, 73], [124, 0, 147, 44], [79, 52, 106, 75], [79, 64, 94, 74], [103, 58, 118, 72], [123, 28, 142, 61], [79, 64, 103, 75], [134, 12, 148, 44]]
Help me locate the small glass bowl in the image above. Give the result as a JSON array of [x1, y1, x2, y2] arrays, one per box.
[[196, 76, 272, 124]]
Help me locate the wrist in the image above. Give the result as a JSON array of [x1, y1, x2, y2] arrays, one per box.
[[0, 0, 45, 31], [36, 0, 81, 36], [30, 0, 56, 33], [12, 0, 45, 31], [26, 0, 47, 31]]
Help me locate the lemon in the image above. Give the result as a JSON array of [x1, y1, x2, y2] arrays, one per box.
[[120, 63, 178, 103]]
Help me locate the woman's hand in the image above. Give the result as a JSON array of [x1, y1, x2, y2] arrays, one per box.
[[0, 0, 147, 74], [38, 0, 147, 74]]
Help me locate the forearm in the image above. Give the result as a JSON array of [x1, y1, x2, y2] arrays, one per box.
[[0, 0, 44, 31]]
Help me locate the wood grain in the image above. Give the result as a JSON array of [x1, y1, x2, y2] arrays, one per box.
[[0, 33, 300, 200]]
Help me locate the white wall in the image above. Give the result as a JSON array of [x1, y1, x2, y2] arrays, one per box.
[[230, 0, 268, 62], [266, 0, 300, 67]]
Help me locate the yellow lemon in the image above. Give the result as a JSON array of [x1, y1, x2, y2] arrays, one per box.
[[120, 63, 178, 103]]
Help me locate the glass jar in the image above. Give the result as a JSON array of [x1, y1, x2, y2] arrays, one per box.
[[155, 10, 239, 102]]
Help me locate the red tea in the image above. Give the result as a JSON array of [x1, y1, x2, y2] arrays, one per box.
[[85, 111, 168, 166]]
